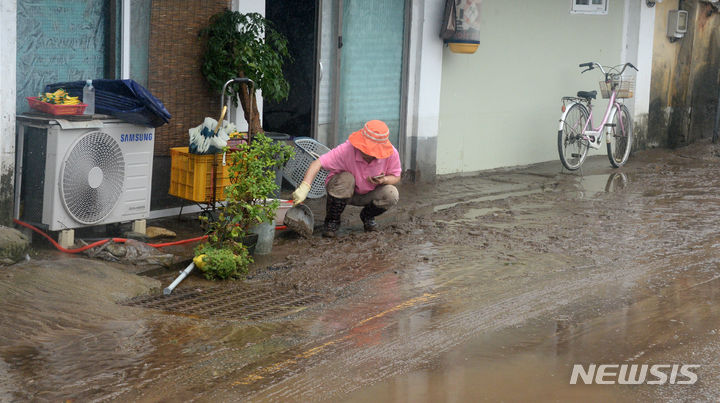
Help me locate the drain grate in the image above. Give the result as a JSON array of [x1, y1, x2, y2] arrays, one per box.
[[122, 284, 324, 320]]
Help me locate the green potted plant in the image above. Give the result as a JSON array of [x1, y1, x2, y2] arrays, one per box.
[[200, 9, 291, 137], [197, 133, 294, 279]]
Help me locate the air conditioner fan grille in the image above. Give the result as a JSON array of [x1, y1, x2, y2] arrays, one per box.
[[61, 131, 125, 224]]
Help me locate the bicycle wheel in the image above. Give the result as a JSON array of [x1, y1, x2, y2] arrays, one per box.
[[606, 104, 633, 168], [558, 103, 590, 171]]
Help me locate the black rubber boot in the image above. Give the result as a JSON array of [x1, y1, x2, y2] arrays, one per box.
[[359, 203, 387, 232], [323, 195, 347, 238]]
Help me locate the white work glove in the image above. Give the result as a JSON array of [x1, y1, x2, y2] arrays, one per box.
[[292, 182, 311, 206]]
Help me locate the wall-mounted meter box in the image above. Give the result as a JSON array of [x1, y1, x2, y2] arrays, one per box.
[[667, 10, 688, 39]]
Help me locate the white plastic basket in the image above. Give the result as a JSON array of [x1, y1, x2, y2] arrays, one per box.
[[282, 137, 331, 198], [599, 76, 635, 99]]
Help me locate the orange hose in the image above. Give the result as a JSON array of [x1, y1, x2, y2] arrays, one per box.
[[13, 218, 207, 254], [148, 236, 208, 248]]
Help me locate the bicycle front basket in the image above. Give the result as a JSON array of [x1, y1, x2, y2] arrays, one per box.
[[599, 76, 635, 99]]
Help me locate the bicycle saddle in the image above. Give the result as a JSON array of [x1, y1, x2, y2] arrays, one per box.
[[577, 90, 597, 100]]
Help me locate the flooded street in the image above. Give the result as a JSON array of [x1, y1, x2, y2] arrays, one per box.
[[2, 140, 720, 402]]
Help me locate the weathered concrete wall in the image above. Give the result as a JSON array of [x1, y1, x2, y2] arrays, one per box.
[[686, 3, 720, 144], [0, 1, 17, 226], [648, 1, 683, 148], [648, 0, 720, 148]]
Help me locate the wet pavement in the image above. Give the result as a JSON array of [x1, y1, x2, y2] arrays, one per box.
[[2, 139, 720, 402]]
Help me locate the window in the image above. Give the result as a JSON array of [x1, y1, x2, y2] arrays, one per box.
[[111, 0, 150, 86], [570, 0, 608, 15], [16, 0, 109, 113]]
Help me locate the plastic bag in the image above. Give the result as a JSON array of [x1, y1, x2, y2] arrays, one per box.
[[189, 118, 236, 154]]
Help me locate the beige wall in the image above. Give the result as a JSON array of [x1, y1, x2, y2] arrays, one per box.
[[437, 0, 625, 174]]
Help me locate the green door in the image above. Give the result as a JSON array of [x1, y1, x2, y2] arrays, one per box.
[[336, 0, 406, 147]]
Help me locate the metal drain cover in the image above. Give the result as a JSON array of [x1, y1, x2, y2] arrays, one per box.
[[122, 284, 323, 320]]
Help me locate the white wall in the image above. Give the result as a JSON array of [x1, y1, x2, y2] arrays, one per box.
[[0, 0, 17, 222], [403, 0, 444, 179], [411, 0, 444, 141], [315, 0, 338, 147], [437, 0, 627, 174], [626, 1, 655, 117]]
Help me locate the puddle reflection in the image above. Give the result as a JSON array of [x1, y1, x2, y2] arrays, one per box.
[[604, 172, 629, 193], [343, 263, 720, 402], [572, 172, 630, 199]]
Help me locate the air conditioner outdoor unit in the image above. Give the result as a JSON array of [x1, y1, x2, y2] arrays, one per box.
[[18, 118, 154, 231]]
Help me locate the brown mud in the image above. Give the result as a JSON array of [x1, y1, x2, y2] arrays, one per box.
[[2, 139, 720, 402]]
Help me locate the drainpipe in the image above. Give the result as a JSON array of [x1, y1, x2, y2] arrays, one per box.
[[164, 262, 196, 295]]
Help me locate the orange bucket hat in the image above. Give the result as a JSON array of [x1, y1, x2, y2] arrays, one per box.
[[348, 120, 394, 159]]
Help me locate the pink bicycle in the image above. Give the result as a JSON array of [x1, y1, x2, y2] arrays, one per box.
[[558, 62, 639, 170]]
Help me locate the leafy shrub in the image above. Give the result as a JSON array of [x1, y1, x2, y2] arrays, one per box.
[[194, 244, 250, 280]]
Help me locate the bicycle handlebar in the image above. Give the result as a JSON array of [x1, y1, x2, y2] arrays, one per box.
[[579, 62, 604, 74], [619, 62, 639, 74], [578, 62, 638, 76]]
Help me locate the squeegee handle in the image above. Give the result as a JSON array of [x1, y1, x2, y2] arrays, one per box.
[[215, 106, 227, 134]]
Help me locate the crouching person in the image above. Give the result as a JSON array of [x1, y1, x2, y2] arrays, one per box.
[[292, 120, 401, 237]]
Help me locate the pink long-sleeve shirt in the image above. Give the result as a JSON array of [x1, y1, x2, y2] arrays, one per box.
[[318, 140, 401, 195]]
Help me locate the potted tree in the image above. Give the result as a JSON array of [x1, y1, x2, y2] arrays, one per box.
[[195, 133, 294, 280], [200, 10, 291, 137], [194, 10, 294, 280]]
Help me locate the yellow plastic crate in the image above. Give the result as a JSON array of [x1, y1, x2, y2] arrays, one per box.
[[169, 147, 232, 202]]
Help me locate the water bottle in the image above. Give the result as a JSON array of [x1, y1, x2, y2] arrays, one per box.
[[83, 80, 95, 115]]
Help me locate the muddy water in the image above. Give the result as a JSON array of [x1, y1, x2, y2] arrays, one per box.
[[344, 257, 720, 402], [0, 258, 159, 401], [2, 140, 720, 401], [230, 142, 720, 402]]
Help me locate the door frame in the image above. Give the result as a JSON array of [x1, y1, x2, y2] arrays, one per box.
[[312, 0, 410, 160]]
